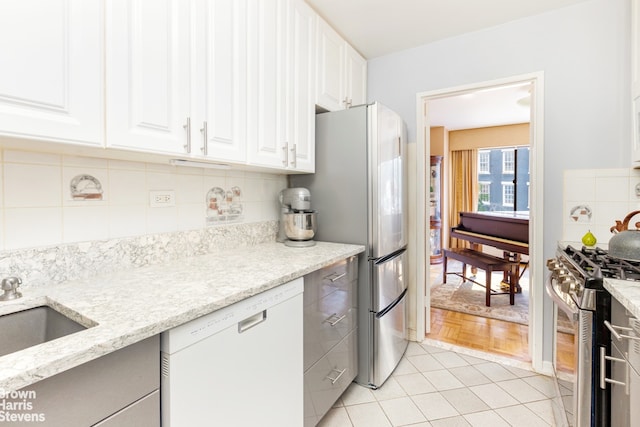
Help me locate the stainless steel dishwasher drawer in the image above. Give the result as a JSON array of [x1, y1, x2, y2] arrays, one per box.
[[304, 329, 357, 427]]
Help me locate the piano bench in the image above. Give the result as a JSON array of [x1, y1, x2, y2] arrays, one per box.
[[442, 248, 518, 307]]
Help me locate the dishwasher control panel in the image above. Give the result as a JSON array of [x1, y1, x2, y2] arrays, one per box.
[[161, 277, 303, 353]]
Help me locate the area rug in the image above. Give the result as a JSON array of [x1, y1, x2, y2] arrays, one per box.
[[430, 268, 573, 334]]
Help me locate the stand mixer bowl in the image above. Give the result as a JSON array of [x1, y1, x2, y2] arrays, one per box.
[[283, 212, 317, 241]]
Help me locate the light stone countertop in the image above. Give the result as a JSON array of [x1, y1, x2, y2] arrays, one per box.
[[0, 241, 365, 392], [604, 279, 640, 319]]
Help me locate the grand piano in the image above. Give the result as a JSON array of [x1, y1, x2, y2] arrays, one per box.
[[449, 211, 529, 293], [450, 211, 529, 255]]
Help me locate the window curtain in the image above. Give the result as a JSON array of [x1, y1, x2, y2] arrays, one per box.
[[448, 149, 478, 249]]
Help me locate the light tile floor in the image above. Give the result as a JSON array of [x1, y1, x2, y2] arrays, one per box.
[[317, 342, 569, 427]]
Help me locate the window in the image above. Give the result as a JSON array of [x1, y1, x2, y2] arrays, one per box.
[[474, 146, 530, 213], [478, 182, 490, 205], [502, 182, 514, 206], [478, 150, 490, 174], [502, 149, 515, 174]]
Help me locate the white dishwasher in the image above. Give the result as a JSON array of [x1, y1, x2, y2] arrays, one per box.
[[161, 278, 303, 427]]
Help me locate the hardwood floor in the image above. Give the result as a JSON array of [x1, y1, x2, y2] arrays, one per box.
[[428, 307, 575, 374], [429, 307, 531, 362], [428, 260, 575, 375]]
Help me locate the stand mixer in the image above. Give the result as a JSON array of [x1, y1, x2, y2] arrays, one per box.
[[277, 188, 317, 247]]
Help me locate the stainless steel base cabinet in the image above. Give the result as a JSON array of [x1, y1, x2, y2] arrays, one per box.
[[7, 336, 160, 427], [304, 256, 358, 427]]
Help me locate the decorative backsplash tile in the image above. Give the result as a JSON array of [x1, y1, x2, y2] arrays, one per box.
[[568, 205, 592, 222], [70, 174, 103, 200], [206, 186, 243, 224]]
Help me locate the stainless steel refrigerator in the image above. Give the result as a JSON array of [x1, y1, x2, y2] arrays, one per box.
[[290, 102, 408, 389]]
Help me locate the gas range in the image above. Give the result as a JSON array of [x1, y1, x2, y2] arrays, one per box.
[[547, 245, 640, 311], [545, 244, 619, 427]]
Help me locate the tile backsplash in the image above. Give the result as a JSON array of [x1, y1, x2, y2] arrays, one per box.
[[563, 168, 640, 245], [0, 149, 288, 251]]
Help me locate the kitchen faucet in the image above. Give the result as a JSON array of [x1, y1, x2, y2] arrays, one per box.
[[0, 276, 22, 301]]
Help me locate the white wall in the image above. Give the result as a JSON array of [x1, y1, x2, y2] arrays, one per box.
[[368, 0, 630, 257], [0, 150, 286, 251], [367, 0, 630, 364]]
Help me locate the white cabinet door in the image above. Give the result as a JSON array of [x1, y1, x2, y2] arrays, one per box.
[[633, 96, 640, 164], [345, 44, 367, 108], [289, 0, 316, 172], [195, 0, 247, 163], [633, 0, 640, 164], [246, 0, 288, 169], [633, 0, 640, 99], [246, 0, 290, 169], [0, 0, 103, 146], [315, 17, 366, 113], [315, 17, 345, 112], [106, 0, 191, 155]]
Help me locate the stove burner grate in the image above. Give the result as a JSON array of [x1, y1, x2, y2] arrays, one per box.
[[563, 245, 640, 281]]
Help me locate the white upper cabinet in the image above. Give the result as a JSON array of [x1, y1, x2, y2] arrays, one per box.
[[246, 0, 315, 172], [345, 44, 367, 108], [194, 0, 247, 163], [246, 0, 290, 169], [632, 0, 640, 164], [315, 16, 366, 112], [106, 0, 191, 155], [633, 0, 640, 99], [0, 0, 103, 146], [288, 0, 316, 172], [315, 18, 345, 112]]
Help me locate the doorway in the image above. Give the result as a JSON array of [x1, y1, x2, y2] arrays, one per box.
[[414, 72, 548, 374]]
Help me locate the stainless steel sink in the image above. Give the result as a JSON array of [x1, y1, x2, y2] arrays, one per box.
[[0, 306, 89, 357]]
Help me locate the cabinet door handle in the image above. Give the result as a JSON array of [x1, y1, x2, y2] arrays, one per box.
[[326, 272, 346, 282], [183, 117, 192, 153], [290, 143, 297, 168], [200, 121, 208, 156], [326, 368, 346, 384], [282, 142, 288, 166], [324, 313, 346, 326], [238, 310, 267, 333]]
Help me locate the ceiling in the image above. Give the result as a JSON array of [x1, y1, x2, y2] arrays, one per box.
[[305, 0, 591, 59], [428, 82, 532, 131], [304, 0, 589, 130]]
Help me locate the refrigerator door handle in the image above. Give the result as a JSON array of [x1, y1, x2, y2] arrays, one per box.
[[372, 247, 407, 265], [376, 288, 407, 319]]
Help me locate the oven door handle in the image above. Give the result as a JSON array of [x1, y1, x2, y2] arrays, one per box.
[[544, 274, 579, 321]]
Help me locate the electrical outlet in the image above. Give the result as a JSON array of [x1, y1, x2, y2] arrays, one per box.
[[149, 190, 176, 207]]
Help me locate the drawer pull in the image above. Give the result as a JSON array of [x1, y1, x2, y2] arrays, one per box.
[[324, 313, 346, 326], [326, 368, 346, 385], [326, 272, 346, 282]]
